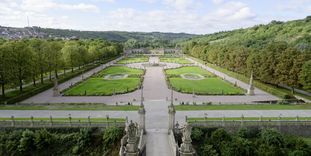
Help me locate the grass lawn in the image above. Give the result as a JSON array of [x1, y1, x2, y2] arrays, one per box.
[[0, 103, 139, 110], [165, 66, 244, 95], [160, 57, 192, 64], [116, 57, 149, 64], [176, 103, 311, 110], [187, 55, 311, 100], [187, 117, 311, 122], [63, 66, 144, 96], [0, 117, 125, 123]]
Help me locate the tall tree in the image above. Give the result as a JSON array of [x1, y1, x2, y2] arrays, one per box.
[[8, 40, 33, 92]]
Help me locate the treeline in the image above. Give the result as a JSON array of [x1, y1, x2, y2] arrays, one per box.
[[0, 127, 124, 155], [0, 38, 123, 96], [191, 128, 311, 156], [180, 16, 311, 91]]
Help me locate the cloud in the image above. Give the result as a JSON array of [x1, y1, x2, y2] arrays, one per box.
[[99, 1, 257, 34], [210, 1, 256, 22], [21, 0, 100, 13], [163, 0, 197, 10], [139, 0, 158, 3], [212, 0, 224, 5]]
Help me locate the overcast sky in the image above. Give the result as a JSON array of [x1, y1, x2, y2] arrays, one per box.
[[0, 0, 310, 34]]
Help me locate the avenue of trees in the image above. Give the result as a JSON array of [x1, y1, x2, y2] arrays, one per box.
[[181, 16, 311, 91], [0, 38, 123, 97], [191, 128, 311, 156]]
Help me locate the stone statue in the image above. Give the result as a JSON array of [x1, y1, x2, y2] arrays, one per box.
[[127, 121, 137, 143], [182, 124, 192, 143], [180, 124, 195, 155]]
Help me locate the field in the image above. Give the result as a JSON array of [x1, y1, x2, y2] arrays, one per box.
[[176, 103, 311, 110], [63, 66, 144, 96], [116, 56, 149, 64], [160, 57, 192, 64], [165, 66, 245, 95], [187, 117, 311, 122], [0, 103, 139, 110]]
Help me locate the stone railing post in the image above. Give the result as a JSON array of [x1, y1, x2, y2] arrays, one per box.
[[11, 116, 15, 127], [241, 114, 244, 127], [168, 88, 176, 134], [88, 116, 91, 127], [30, 116, 34, 127], [68, 114, 72, 127], [168, 104, 176, 134], [49, 115, 53, 127]]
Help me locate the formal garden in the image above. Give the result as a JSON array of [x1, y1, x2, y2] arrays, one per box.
[[0, 127, 124, 155], [165, 66, 245, 95], [63, 66, 144, 96], [116, 56, 149, 64], [188, 128, 311, 156]]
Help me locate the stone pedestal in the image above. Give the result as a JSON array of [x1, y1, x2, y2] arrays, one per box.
[[138, 106, 146, 133], [53, 78, 60, 97], [168, 104, 176, 134], [247, 72, 255, 96]]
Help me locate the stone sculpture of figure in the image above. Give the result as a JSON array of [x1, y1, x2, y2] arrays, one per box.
[[182, 124, 192, 143], [180, 123, 195, 155], [127, 121, 137, 143], [125, 121, 139, 155]]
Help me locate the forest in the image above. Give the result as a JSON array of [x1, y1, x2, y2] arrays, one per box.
[[0, 38, 123, 98], [0, 127, 124, 155], [190, 127, 311, 156], [179, 16, 311, 92]]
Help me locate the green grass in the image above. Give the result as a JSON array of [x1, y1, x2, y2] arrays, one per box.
[[165, 66, 244, 95], [0, 117, 125, 123], [96, 66, 144, 76], [176, 103, 311, 110], [187, 55, 311, 100], [116, 57, 149, 64], [0, 103, 139, 110], [165, 66, 213, 77], [63, 66, 144, 96], [160, 57, 192, 64], [187, 117, 311, 122]]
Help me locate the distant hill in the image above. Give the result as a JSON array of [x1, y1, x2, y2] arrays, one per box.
[[179, 16, 311, 92], [0, 26, 196, 42], [180, 16, 311, 49]]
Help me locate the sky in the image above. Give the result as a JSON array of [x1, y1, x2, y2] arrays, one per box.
[[0, 0, 310, 34]]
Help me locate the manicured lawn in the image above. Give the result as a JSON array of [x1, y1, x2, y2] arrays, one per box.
[[187, 117, 311, 122], [96, 65, 144, 76], [187, 55, 311, 100], [165, 66, 244, 95], [63, 66, 144, 96], [160, 57, 192, 64], [176, 103, 311, 110], [116, 57, 149, 64], [0, 117, 125, 123], [165, 66, 213, 77], [0, 103, 139, 110]]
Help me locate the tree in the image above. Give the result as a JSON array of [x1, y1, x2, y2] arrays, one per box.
[[299, 60, 311, 90], [6, 40, 33, 92], [0, 42, 12, 97]]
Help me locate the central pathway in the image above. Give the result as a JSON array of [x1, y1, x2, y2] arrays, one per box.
[[143, 57, 172, 156]]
